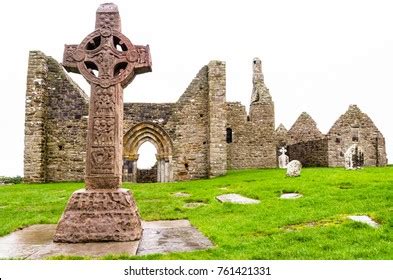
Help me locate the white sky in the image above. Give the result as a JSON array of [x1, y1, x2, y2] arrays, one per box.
[[0, 0, 392, 176]]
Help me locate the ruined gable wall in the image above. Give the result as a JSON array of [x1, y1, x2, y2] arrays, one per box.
[[167, 66, 210, 180], [287, 113, 324, 145], [327, 105, 387, 167], [275, 125, 288, 148], [226, 103, 276, 169], [44, 56, 88, 181], [285, 113, 327, 166], [24, 51, 88, 182]]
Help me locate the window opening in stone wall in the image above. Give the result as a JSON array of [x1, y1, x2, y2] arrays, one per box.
[[226, 128, 233, 143], [351, 127, 359, 142]]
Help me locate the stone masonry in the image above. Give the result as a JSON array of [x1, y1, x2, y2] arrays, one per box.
[[24, 53, 387, 183], [327, 105, 387, 167], [226, 58, 276, 169], [280, 106, 387, 167], [24, 51, 88, 182]]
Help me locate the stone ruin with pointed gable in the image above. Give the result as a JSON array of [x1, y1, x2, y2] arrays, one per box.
[[280, 105, 387, 167], [24, 50, 387, 183]]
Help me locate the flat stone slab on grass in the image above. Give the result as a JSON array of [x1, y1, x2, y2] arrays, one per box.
[[348, 215, 380, 228], [280, 193, 303, 199], [183, 202, 207, 208], [137, 220, 213, 256], [0, 220, 213, 259], [216, 193, 260, 204], [0, 224, 138, 259], [172, 192, 191, 197]]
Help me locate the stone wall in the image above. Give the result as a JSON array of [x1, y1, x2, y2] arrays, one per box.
[[275, 124, 288, 148], [136, 164, 158, 183], [327, 105, 387, 167], [287, 139, 329, 167], [225, 58, 276, 169], [24, 52, 387, 183], [24, 51, 88, 182], [287, 112, 324, 145], [24, 51, 49, 182], [45, 56, 88, 182], [167, 65, 210, 181], [207, 61, 227, 177]]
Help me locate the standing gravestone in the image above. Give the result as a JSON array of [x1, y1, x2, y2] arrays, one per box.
[[53, 3, 152, 242], [286, 160, 302, 177], [278, 147, 289, 168]]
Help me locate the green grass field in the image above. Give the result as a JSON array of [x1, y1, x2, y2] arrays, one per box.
[[0, 167, 392, 259]]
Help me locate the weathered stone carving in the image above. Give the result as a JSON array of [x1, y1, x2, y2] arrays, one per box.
[[286, 160, 302, 177], [95, 86, 116, 115], [278, 147, 289, 168], [54, 3, 151, 243]]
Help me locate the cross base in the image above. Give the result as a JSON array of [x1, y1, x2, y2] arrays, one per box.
[[53, 188, 142, 243]]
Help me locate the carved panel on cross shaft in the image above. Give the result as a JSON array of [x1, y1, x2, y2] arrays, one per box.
[[93, 117, 115, 146], [136, 46, 148, 64], [94, 86, 115, 116], [96, 9, 121, 36], [90, 147, 115, 174]]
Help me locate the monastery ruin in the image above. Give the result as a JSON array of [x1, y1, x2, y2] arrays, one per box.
[[24, 53, 387, 183]]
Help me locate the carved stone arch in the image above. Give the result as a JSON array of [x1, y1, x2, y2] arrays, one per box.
[[123, 122, 173, 182]]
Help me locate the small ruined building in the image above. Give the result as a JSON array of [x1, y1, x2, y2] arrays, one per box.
[[24, 52, 387, 183], [280, 106, 387, 167]]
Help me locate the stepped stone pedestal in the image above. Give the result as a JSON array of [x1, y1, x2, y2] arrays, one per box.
[[54, 189, 141, 243]]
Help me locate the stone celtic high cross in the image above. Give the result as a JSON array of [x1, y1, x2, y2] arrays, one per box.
[[54, 3, 151, 243]]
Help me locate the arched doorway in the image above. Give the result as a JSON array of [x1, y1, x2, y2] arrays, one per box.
[[123, 122, 173, 183]]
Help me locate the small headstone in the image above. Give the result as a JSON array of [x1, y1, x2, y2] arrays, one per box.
[[278, 147, 289, 168], [172, 192, 190, 197], [286, 160, 302, 177], [280, 193, 303, 199], [348, 215, 380, 228], [216, 193, 260, 204]]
